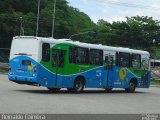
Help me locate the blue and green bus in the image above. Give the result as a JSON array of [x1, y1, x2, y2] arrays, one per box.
[[8, 36, 150, 93]]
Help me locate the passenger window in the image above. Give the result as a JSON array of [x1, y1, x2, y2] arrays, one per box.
[[90, 49, 103, 66], [72, 47, 89, 65], [119, 52, 130, 67], [42, 43, 50, 62], [131, 54, 141, 68]]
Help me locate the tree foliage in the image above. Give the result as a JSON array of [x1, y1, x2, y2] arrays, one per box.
[[96, 16, 160, 58], [0, 0, 95, 47]]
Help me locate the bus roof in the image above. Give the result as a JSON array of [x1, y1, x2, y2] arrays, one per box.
[[54, 39, 149, 56], [13, 36, 149, 56]]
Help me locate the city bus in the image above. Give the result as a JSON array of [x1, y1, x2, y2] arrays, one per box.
[[8, 36, 150, 93]]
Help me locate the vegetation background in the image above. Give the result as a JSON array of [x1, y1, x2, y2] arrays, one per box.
[[0, 0, 160, 59]]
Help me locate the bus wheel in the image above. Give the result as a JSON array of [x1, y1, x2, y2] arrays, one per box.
[[125, 80, 136, 93], [48, 88, 61, 92], [73, 78, 85, 93], [105, 88, 112, 92]]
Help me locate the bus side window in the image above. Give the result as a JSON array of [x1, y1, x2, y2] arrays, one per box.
[[90, 49, 103, 66], [42, 43, 50, 62], [119, 52, 130, 68], [73, 47, 89, 65], [131, 54, 141, 68]]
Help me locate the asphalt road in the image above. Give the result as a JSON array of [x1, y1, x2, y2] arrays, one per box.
[[0, 74, 160, 114]]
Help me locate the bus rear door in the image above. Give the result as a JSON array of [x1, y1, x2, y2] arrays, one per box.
[[52, 49, 65, 87], [103, 55, 114, 87]]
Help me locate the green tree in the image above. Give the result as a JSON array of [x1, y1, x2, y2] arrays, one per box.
[[0, 0, 96, 47], [126, 16, 160, 49]]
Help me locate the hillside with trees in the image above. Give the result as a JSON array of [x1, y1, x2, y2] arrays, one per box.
[[0, 0, 160, 59], [0, 0, 95, 47]]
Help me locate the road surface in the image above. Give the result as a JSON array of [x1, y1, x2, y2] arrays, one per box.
[[0, 74, 160, 114]]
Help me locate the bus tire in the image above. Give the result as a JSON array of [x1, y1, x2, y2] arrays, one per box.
[[125, 80, 136, 93], [73, 77, 85, 93], [48, 88, 61, 92]]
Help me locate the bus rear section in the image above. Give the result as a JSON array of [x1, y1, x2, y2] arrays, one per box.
[[8, 36, 41, 86]]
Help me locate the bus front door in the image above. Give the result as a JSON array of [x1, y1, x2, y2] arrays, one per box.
[[52, 50, 65, 87], [104, 55, 114, 87]]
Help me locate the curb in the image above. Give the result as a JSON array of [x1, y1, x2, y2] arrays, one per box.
[[151, 85, 160, 87]]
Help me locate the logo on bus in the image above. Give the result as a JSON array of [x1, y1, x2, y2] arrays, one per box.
[[119, 68, 127, 80]]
